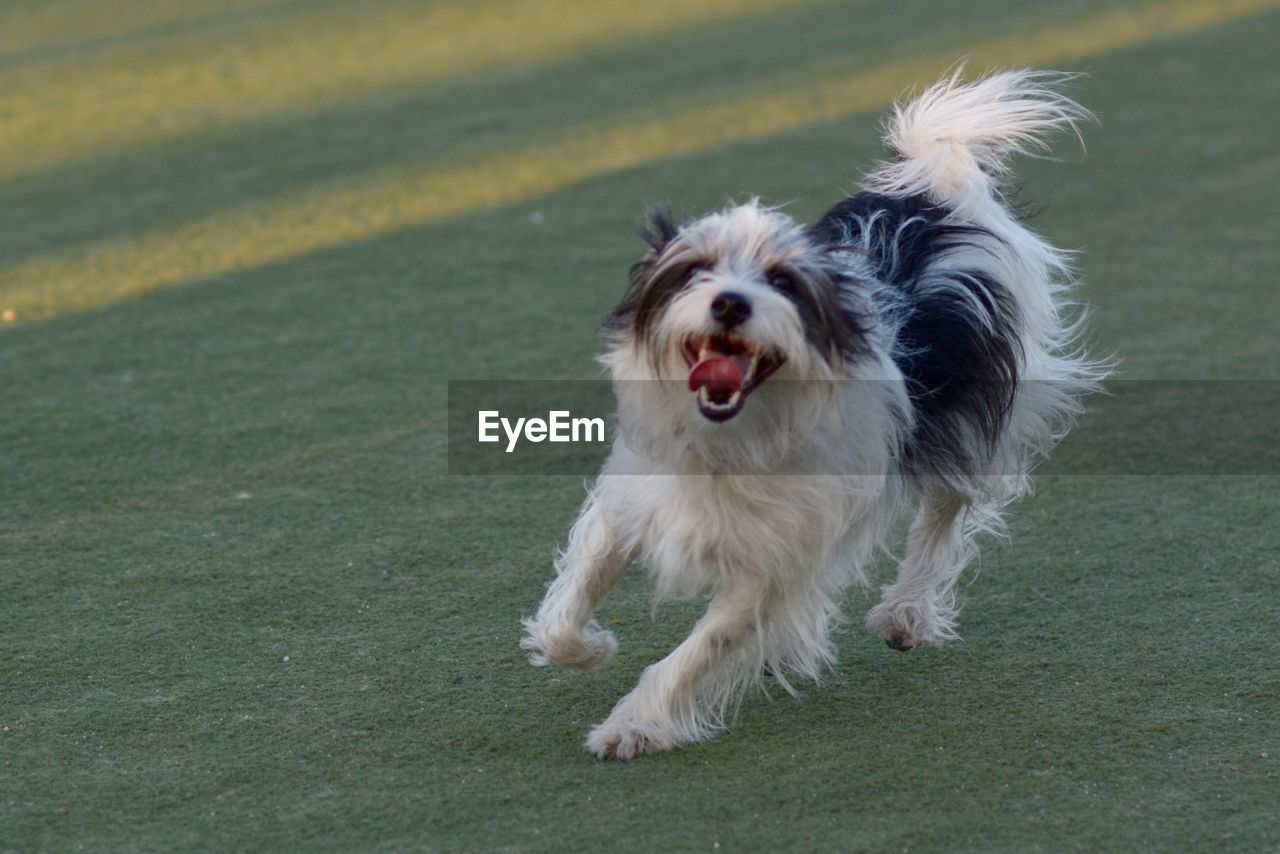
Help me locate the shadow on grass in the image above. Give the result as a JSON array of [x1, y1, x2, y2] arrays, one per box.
[[0, 0, 1110, 269], [0, 0, 326, 71]]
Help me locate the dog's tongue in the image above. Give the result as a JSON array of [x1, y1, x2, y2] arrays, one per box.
[[688, 355, 751, 394]]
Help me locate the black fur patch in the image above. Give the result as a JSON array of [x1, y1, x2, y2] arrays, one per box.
[[765, 262, 871, 363], [811, 192, 1023, 474]]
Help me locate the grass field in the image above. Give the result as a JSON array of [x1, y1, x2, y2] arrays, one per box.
[[2, 0, 1278, 849]]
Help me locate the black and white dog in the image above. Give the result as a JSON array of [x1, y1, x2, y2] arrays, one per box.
[[522, 70, 1103, 759]]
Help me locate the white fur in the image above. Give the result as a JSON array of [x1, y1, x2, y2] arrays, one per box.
[[522, 69, 1104, 760]]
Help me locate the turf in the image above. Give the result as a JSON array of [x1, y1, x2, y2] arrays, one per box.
[[2, 1, 1278, 850]]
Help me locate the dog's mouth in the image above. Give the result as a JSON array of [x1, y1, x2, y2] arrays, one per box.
[[683, 334, 785, 422]]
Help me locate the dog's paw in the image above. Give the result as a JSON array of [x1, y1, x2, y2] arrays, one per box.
[[520, 618, 617, 670], [585, 716, 677, 761], [866, 596, 957, 652]]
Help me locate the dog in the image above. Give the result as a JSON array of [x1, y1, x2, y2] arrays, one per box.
[[521, 69, 1104, 760]]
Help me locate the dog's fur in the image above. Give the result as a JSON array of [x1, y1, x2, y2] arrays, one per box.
[[521, 69, 1104, 760]]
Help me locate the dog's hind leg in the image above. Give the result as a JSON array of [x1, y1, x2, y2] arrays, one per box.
[[521, 489, 632, 670], [866, 488, 970, 651], [586, 581, 765, 760]]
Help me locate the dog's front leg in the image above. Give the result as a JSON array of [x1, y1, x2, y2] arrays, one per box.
[[586, 582, 763, 760], [521, 489, 631, 670]]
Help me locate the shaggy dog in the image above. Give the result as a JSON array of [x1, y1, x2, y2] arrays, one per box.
[[522, 69, 1103, 759]]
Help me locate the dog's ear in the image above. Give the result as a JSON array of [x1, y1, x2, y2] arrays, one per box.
[[639, 207, 680, 253], [602, 208, 681, 341]]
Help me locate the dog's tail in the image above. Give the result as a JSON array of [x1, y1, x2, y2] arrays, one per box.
[[865, 68, 1090, 222]]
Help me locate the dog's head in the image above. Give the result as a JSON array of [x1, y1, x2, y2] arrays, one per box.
[[602, 201, 875, 467]]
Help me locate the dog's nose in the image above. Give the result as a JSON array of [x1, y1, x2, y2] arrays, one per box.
[[710, 291, 752, 328]]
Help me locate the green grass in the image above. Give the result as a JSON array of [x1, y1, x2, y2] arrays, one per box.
[[2, 1, 1278, 850]]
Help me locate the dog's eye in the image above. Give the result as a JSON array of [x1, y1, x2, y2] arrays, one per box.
[[687, 262, 709, 278], [769, 273, 796, 293]]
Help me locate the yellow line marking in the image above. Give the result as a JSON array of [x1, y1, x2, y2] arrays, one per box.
[[0, 0, 818, 181], [3, 0, 1277, 322]]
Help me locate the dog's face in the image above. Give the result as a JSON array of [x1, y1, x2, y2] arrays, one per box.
[[600, 201, 878, 470], [605, 202, 867, 423]]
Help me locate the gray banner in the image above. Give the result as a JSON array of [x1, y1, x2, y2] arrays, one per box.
[[447, 380, 1278, 475]]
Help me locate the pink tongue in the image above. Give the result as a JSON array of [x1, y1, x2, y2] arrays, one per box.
[[688, 355, 751, 393]]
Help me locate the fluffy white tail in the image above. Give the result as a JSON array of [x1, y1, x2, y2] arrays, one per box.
[[866, 69, 1090, 220]]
